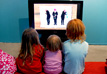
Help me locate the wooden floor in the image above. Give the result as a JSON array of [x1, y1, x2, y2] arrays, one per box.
[[0, 43, 107, 62]]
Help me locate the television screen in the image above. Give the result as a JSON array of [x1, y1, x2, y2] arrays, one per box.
[[29, 1, 83, 30]]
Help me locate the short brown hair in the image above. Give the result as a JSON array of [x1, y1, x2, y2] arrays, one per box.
[[66, 19, 86, 42], [46, 35, 62, 52]]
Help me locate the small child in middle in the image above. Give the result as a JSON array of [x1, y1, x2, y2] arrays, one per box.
[[43, 35, 62, 74]]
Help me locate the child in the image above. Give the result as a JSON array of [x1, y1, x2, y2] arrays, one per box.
[[15, 28, 44, 74], [63, 19, 89, 74], [43, 35, 62, 74]]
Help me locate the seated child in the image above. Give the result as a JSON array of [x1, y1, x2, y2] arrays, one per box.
[[43, 35, 62, 74], [0, 49, 17, 74], [15, 28, 45, 74], [63, 19, 89, 74]]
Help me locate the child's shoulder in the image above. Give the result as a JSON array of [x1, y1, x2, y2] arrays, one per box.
[[82, 41, 89, 46], [63, 40, 89, 46], [63, 40, 71, 45], [33, 44, 45, 52], [33, 44, 44, 48]]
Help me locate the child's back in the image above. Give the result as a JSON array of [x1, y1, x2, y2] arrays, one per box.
[[63, 40, 88, 74], [44, 50, 62, 74], [43, 35, 62, 74], [16, 44, 44, 74], [63, 19, 89, 74], [15, 28, 45, 74]]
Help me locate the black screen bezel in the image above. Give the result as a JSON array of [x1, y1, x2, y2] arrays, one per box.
[[28, 1, 83, 30]]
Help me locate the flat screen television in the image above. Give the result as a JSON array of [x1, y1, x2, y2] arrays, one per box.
[[28, 0, 83, 45], [29, 1, 83, 30]]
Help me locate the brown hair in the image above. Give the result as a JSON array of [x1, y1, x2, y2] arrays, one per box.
[[18, 28, 40, 65], [46, 35, 62, 52], [66, 19, 86, 43]]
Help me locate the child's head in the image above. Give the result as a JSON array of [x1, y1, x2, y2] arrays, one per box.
[[21, 28, 40, 47], [66, 19, 86, 42], [19, 28, 40, 64], [46, 35, 62, 52]]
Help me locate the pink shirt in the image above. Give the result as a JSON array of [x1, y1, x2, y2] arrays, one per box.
[[43, 50, 62, 74], [0, 49, 17, 74]]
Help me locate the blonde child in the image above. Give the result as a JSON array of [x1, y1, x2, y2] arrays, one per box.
[[63, 19, 89, 74], [15, 28, 45, 74], [43, 35, 62, 74]]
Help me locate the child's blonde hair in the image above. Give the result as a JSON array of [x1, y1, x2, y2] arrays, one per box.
[[46, 35, 62, 52], [66, 19, 86, 42]]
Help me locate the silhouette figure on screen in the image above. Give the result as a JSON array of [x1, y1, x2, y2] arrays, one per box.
[[61, 10, 66, 25], [46, 10, 51, 25], [52, 9, 58, 25]]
